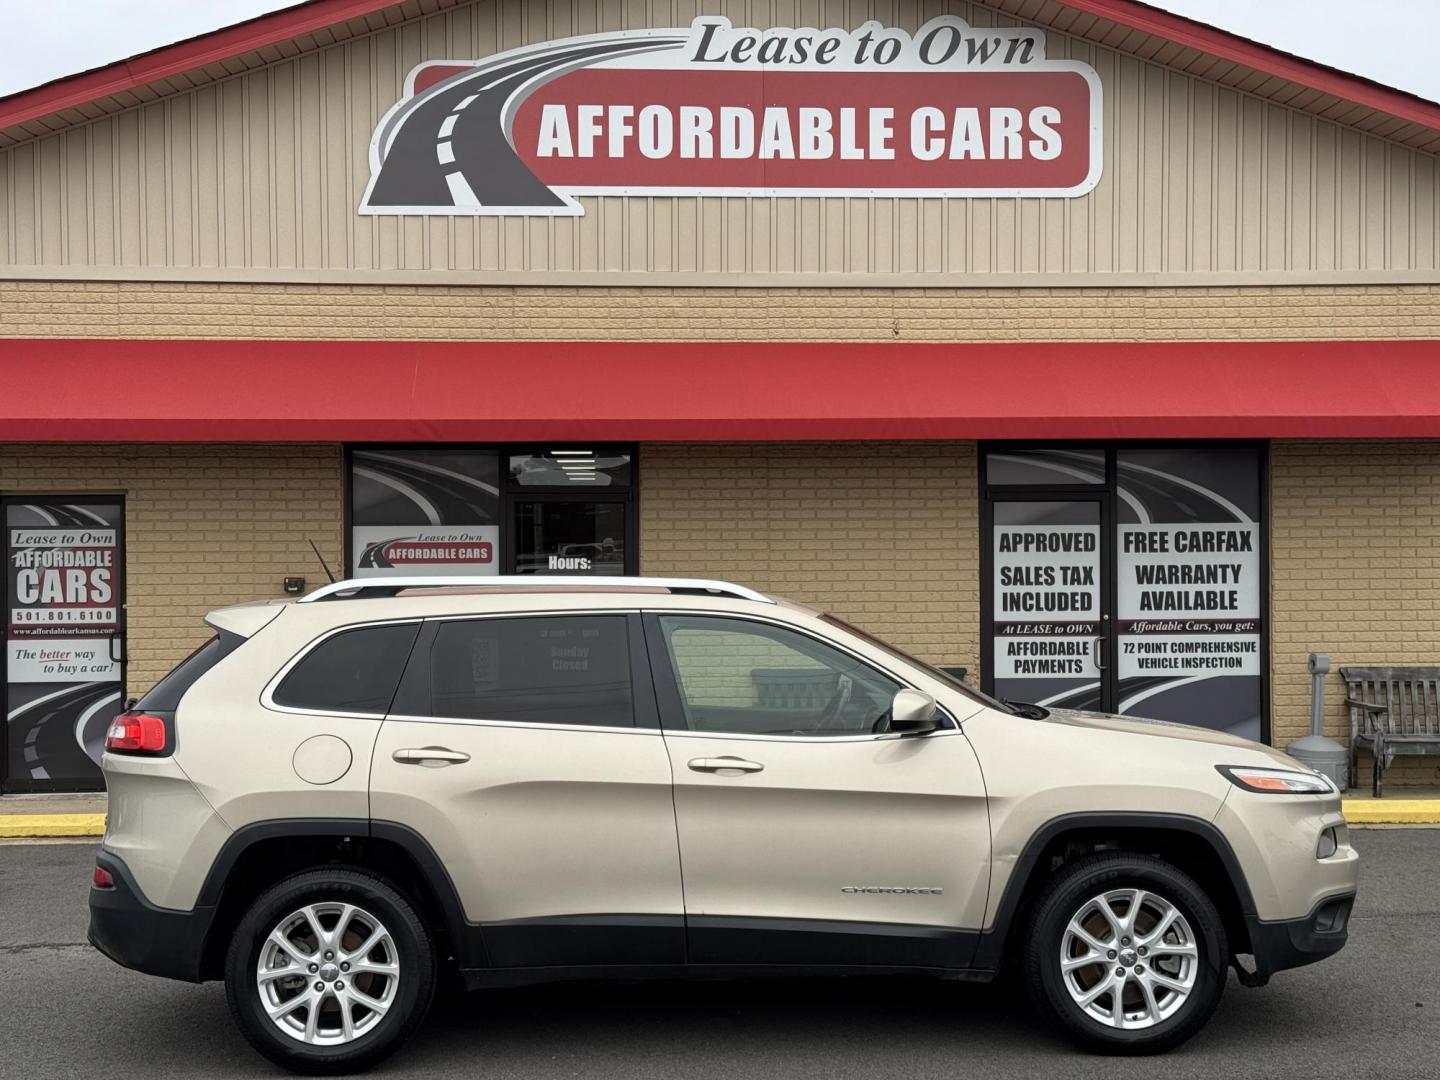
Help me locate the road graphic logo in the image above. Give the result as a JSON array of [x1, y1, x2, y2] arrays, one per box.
[[358, 16, 1102, 216], [352, 526, 498, 576], [355, 534, 495, 570]]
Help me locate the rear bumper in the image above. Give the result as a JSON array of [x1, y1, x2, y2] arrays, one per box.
[[1245, 891, 1355, 981], [88, 849, 213, 983]]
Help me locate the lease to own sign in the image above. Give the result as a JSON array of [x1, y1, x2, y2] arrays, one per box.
[[360, 16, 1103, 216], [6, 528, 121, 683]]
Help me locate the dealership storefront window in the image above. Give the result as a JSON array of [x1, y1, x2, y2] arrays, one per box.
[[982, 445, 1266, 742], [348, 446, 636, 577]]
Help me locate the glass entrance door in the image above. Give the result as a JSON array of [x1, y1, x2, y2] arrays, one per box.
[[510, 498, 630, 575], [3, 496, 125, 793], [983, 446, 1266, 742], [988, 498, 1108, 712], [505, 448, 636, 576]]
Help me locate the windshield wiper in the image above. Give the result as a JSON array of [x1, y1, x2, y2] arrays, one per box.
[[1002, 698, 1050, 720]]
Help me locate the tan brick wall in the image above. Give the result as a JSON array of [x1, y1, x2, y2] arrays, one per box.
[[644, 440, 1440, 787], [639, 442, 981, 679], [5, 281, 1440, 341], [1272, 441, 1440, 786], [7, 436, 1439, 787], [8, 280, 1440, 787], [1, 444, 343, 693]]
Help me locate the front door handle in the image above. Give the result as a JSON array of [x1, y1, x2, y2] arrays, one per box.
[[393, 747, 470, 767], [688, 756, 764, 774]]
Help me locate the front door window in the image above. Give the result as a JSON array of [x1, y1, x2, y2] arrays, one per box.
[[655, 614, 901, 736]]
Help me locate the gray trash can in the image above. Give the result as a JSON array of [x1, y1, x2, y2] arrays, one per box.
[[1287, 733, 1349, 789], [1286, 653, 1349, 789]]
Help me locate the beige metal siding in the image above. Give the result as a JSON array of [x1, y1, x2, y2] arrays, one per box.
[[3, 0, 1438, 282]]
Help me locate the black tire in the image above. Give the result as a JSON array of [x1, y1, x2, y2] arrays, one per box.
[[1021, 853, 1228, 1055], [224, 869, 437, 1075]]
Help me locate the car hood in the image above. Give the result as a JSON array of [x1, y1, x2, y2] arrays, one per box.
[[1041, 706, 1298, 767]]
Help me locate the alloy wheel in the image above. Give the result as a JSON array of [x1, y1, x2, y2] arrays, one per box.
[[1059, 888, 1199, 1030], [255, 902, 400, 1045]]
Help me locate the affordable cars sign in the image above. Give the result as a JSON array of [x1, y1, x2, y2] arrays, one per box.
[[360, 16, 1103, 216]]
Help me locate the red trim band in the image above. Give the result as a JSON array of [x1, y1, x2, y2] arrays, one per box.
[[2, 338, 1438, 442]]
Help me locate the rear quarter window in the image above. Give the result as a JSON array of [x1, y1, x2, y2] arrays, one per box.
[[271, 623, 420, 715], [136, 632, 241, 711]]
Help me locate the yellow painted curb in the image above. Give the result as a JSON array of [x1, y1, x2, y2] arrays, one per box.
[[0, 813, 106, 838], [1342, 799, 1440, 824]]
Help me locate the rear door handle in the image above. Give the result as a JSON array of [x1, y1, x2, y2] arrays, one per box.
[[687, 756, 764, 774], [393, 747, 470, 767]]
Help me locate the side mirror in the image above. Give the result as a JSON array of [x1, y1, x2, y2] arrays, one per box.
[[889, 689, 942, 735]]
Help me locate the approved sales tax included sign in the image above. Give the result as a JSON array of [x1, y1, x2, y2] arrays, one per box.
[[360, 16, 1102, 216]]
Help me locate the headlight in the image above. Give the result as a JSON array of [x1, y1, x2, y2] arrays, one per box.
[[1217, 765, 1335, 794]]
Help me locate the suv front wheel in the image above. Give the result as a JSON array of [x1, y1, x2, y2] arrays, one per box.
[[1022, 853, 1228, 1054], [224, 869, 437, 1074]]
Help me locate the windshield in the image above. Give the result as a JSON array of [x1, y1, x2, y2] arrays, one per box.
[[818, 615, 1012, 713]]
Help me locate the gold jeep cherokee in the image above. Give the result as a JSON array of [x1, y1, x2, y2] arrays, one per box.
[[89, 577, 1357, 1074]]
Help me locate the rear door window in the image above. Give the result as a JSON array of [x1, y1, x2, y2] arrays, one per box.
[[271, 623, 420, 715], [400, 615, 634, 727]]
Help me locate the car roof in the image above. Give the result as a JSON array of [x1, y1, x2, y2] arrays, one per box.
[[208, 577, 816, 636], [300, 575, 774, 605]]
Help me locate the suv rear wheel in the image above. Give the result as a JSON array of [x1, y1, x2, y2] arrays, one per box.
[[224, 869, 436, 1074], [1022, 853, 1227, 1054]]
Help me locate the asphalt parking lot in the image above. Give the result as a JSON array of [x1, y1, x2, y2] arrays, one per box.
[[1, 829, 1435, 1080]]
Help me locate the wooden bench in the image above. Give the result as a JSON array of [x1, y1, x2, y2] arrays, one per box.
[[1339, 666, 1440, 796]]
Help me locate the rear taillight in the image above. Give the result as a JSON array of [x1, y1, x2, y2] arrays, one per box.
[[104, 712, 167, 753], [92, 865, 115, 890]]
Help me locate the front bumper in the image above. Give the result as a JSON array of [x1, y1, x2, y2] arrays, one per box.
[[88, 849, 213, 983], [1243, 890, 1355, 984]]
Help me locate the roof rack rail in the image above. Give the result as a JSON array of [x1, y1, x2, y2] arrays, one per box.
[[298, 575, 775, 605]]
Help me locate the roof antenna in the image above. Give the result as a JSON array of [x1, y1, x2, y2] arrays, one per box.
[[308, 539, 338, 584]]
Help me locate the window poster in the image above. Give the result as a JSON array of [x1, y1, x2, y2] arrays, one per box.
[[1114, 449, 1262, 740], [991, 501, 1103, 711], [5, 500, 124, 789], [349, 450, 501, 578]]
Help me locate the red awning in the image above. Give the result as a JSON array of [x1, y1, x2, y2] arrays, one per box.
[[2, 337, 1439, 442]]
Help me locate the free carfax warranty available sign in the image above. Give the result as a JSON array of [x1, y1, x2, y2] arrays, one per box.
[[359, 16, 1103, 216]]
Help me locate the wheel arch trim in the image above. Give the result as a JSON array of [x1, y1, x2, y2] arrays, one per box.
[[194, 817, 486, 972], [972, 811, 1258, 970]]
